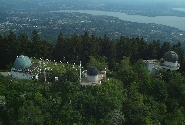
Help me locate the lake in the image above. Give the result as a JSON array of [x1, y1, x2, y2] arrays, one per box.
[[51, 9, 185, 31]]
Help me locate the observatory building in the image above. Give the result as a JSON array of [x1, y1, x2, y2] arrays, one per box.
[[80, 66, 106, 85], [9, 55, 39, 79], [87, 66, 99, 82], [144, 51, 180, 75]]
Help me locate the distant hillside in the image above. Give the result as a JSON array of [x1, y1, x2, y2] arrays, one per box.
[[1, 0, 185, 44]]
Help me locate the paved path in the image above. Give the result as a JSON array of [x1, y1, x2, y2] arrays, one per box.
[[0, 72, 8, 77]]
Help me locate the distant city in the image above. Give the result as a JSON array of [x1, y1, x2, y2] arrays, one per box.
[[0, 0, 185, 45]]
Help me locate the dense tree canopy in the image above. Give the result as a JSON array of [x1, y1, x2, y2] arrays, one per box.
[[1, 30, 185, 71], [1, 30, 185, 124]]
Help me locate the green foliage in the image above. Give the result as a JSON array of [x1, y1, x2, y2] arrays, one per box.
[[1, 30, 185, 71], [17, 100, 44, 125], [107, 109, 125, 125], [164, 107, 185, 125], [86, 56, 108, 71], [1, 31, 185, 125], [0, 60, 185, 125], [123, 82, 147, 124], [151, 79, 168, 102], [113, 56, 137, 86]]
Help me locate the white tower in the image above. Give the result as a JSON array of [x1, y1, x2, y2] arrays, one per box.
[[80, 61, 82, 82]]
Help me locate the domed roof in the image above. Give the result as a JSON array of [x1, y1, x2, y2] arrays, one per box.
[[163, 51, 178, 63], [87, 66, 98, 76], [14, 55, 32, 69]]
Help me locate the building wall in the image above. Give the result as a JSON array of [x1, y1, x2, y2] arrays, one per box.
[[147, 63, 153, 74], [10, 71, 35, 80], [163, 61, 179, 67], [87, 75, 98, 82]]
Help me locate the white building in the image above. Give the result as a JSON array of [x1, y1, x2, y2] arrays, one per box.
[[9, 55, 39, 80], [144, 51, 180, 76], [80, 66, 106, 85]]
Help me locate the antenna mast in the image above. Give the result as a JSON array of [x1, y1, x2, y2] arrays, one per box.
[[80, 61, 81, 82]]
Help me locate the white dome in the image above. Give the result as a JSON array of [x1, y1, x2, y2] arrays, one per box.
[[14, 55, 32, 69]]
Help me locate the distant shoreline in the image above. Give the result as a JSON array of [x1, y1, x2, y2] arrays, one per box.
[[51, 9, 185, 31], [173, 8, 185, 12]]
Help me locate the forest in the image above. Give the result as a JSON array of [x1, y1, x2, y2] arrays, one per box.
[[1, 30, 185, 124]]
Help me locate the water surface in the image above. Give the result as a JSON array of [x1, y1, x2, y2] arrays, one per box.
[[51, 10, 185, 31]]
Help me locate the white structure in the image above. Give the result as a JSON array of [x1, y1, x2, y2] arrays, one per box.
[[144, 51, 180, 76], [80, 61, 82, 82], [9, 55, 38, 80], [55, 77, 59, 82], [87, 66, 99, 82], [10, 69, 35, 79], [80, 66, 106, 85]]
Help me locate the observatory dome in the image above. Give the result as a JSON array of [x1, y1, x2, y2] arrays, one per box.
[[87, 66, 98, 76], [14, 55, 32, 70], [163, 51, 178, 63]]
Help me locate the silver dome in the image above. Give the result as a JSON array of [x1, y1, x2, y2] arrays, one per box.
[[87, 66, 98, 76], [163, 51, 178, 63]]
